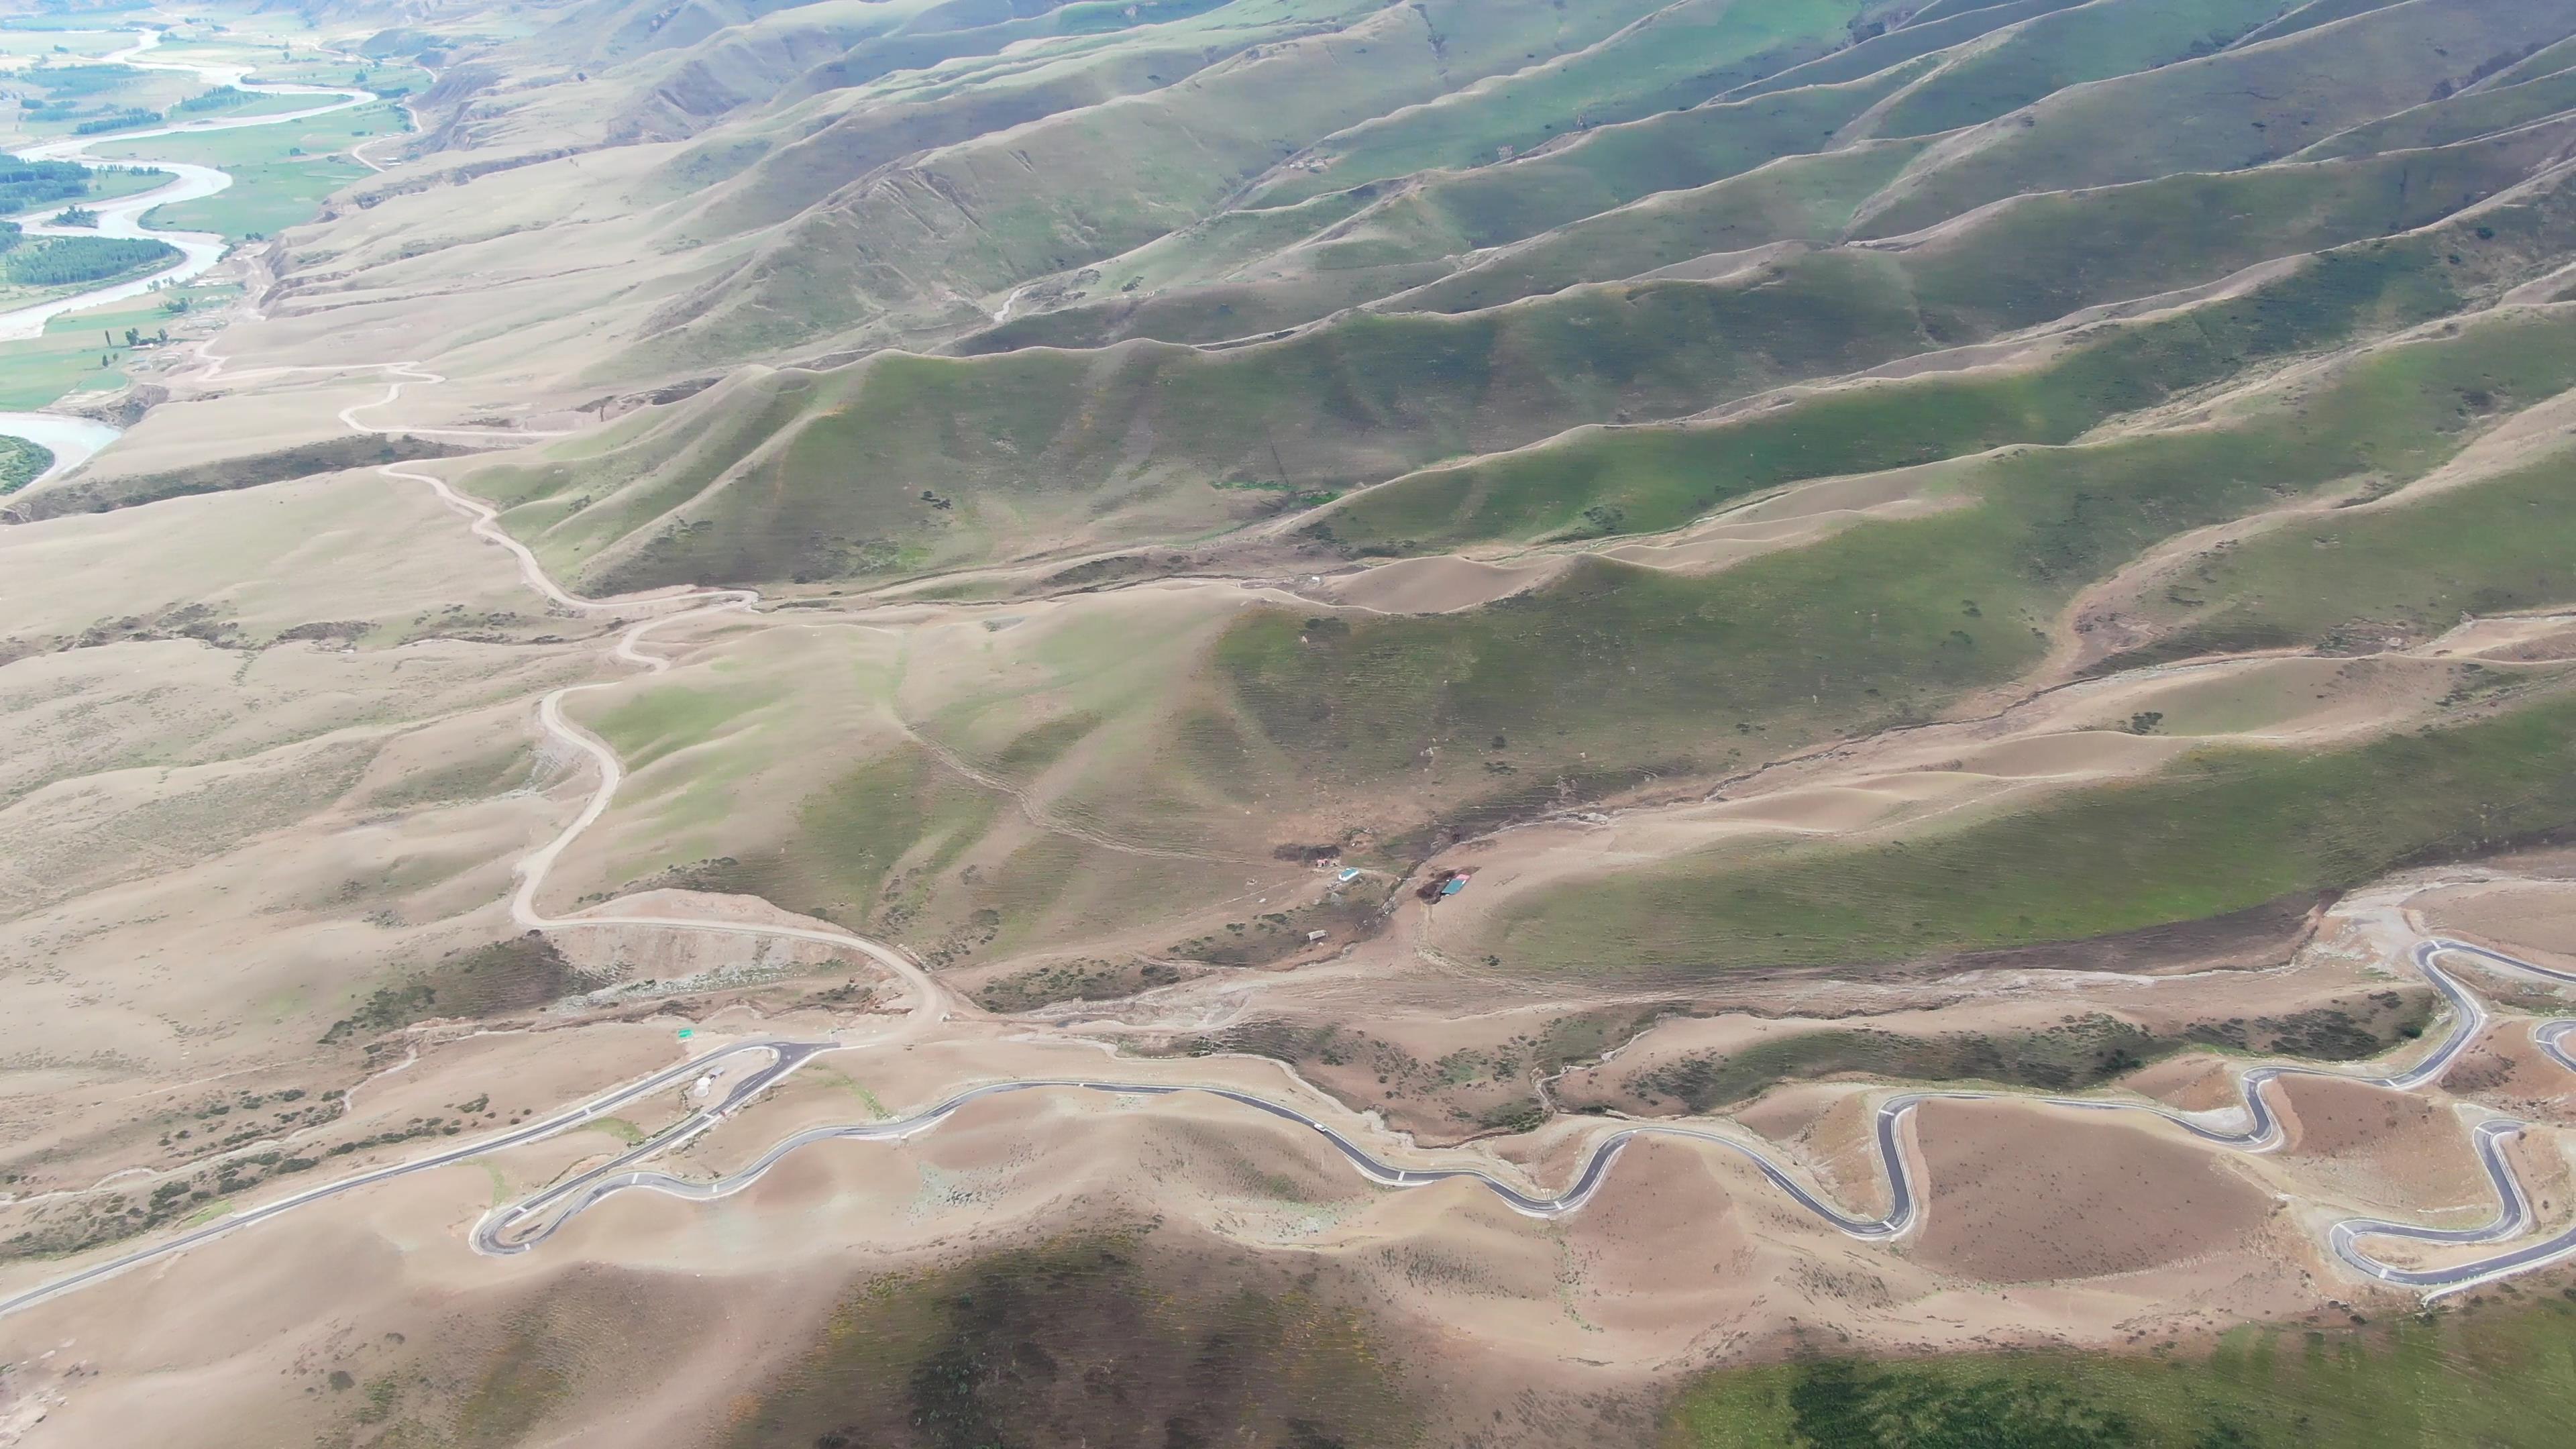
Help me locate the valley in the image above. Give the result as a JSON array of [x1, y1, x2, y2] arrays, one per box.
[[6, 2, 2576, 1445]]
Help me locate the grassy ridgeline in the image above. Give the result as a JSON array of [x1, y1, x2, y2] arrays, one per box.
[[1219, 304, 2576, 841], [1243, 0, 1871, 205], [1320, 140, 2574, 555], [639, 0, 1710, 364], [1606, 991, 2431, 1113], [525, 112, 2576, 591], [490, 143, 2565, 596], [1486, 683, 2576, 977], [974, 62, 1943, 348], [1666, 1293, 2576, 1447], [1845, 0, 2576, 239], [2107, 449, 2576, 670]]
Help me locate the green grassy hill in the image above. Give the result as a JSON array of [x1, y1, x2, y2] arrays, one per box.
[[480, 105, 2576, 589], [631, 0, 1713, 364], [373, 0, 2576, 979], [1666, 1294, 2576, 1448], [1844, 0, 2576, 237], [205, 0, 2576, 1433]]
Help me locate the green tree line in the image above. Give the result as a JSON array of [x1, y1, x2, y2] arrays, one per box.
[[1, 235, 177, 288]]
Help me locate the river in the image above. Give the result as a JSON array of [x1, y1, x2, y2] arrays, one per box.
[[0, 27, 376, 486]]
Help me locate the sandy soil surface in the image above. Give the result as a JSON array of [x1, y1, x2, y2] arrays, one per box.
[[1907, 1097, 2279, 1284], [1321, 555, 1564, 613], [2269, 1075, 2493, 1220], [7, 448, 2565, 1446], [2420, 875, 2576, 961], [2123, 1054, 2251, 1113], [1599, 453, 1977, 573], [2444, 1021, 2576, 1125], [1401, 645, 2524, 959], [0, 1020, 2386, 1447]]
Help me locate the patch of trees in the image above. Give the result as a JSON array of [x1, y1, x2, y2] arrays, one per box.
[[0, 434, 53, 497], [0, 235, 175, 288], [72, 108, 160, 133], [15, 63, 144, 98], [174, 85, 256, 113], [0, 158, 95, 211]]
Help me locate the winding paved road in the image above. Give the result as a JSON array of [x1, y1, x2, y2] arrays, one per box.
[[16, 924, 2561, 1318], [0, 1038, 810, 1318], [0, 50, 947, 1315], [460, 936, 2576, 1302], [4, 27, 2575, 1332]]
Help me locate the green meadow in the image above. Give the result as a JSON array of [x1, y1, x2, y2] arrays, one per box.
[[1667, 1293, 2576, 1448]]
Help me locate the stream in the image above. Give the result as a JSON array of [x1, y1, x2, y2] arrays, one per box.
[[0, 27, 375, 484]]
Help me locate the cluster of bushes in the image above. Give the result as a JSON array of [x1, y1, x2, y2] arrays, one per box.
[[1616, 993, 2435, 1115], [319, 934, 598, 1044], [321, 1114, 462, 1156], [9, 1085, 335, 1262], [975, 957, 1184, 1012]]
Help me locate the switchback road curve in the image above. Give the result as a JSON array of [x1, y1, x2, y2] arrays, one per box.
[[5, 926, 2571, 1322], [0, 1038, 812, 1318], [4, 50, 2571, 1324], [466, 936, 2573, 1290]]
